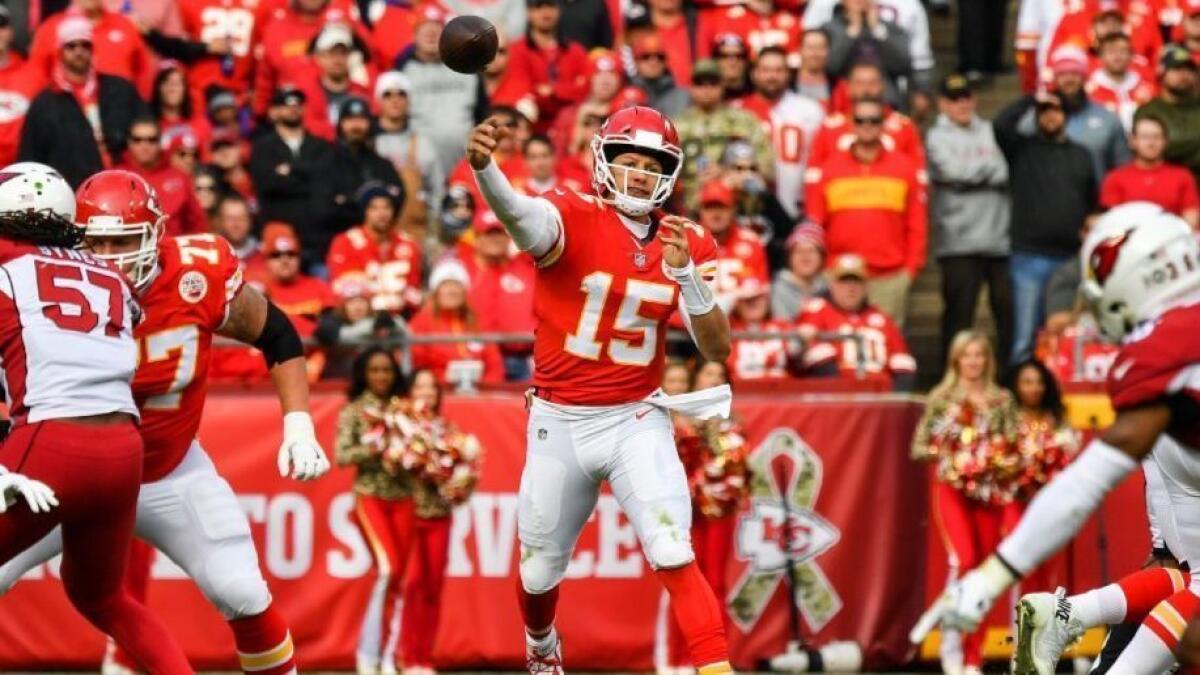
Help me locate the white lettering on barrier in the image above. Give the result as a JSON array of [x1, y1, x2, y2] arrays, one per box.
[[327, 493, 372, 578], [267, 493, 313, 579]]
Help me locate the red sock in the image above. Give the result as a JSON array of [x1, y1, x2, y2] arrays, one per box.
[[229, 607, 296, 674], [1145, 590, 1199, 651], [1120, 568, 1190, 621], [656, 563, 729, 669], [517, 582, 559, 634]]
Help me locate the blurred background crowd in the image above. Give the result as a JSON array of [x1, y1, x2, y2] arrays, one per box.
[[1, 0, 1195, 392]]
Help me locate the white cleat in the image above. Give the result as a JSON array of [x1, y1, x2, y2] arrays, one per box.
[[1014, 587, 1085, 675], [526, 630, 564, 674]]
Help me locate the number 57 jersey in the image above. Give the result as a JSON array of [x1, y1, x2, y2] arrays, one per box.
[[134, 234, 244, 482], [533, 189, 718, 405]]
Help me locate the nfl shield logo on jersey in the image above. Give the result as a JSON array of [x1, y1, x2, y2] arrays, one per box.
[[632, 251, 647, 270], [178, 271, 209, 304]]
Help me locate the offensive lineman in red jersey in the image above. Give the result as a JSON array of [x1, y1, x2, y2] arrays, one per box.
[[0, 170, 330, 675], [468, 106, 735, 674], [914, 202, 1200, 673], [0, 162, 191, 672]]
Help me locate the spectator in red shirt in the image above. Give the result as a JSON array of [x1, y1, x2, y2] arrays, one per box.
[[408, 259, 505, 387], [548, 50, 623, 152], [462, 216, 537, 380], [297, 22, 373, 140], [805, 96, 926, 326], [696, 181, 769, 311], [727, 278, 793, 383], [0, 8, 43, 167], [326, 181, 424, 316], [1100, 116, 1200, 227], [796, 253, 917, 390], [696, 0, 803, 67], [523, 133, 590, 194], [644, 0, 694, 84], [29, 0, 153, 95], [506, 0, 589, 133], [810, 62, 925, 169], [118, 117, 208, 236]]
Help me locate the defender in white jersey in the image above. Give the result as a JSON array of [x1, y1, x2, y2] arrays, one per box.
[[0, 162, 191, 673]]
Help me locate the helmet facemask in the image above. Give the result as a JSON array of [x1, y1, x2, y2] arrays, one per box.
[[83, 215, 163, 289], [591, 137, 681, 217]]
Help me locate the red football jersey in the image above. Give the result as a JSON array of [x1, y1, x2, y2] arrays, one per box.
[[1107, 299, 1200, 450], [134, 234, 244, 482], [326, 226, 423, 314], [795, 297, 916, 377], [696, 6, 803, 63], [533, 188, 719, 404], [711, 225, 769, 297], [180, 0, 269, 103], [728, 318, 793, 382]]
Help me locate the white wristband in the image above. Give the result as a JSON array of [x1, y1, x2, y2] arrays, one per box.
[[664, 260, 717, 316], [282, 411, 317, 442]]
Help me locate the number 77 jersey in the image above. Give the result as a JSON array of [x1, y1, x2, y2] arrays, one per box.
[[135, 234, 244, 482], [532, 188, 718, 405]]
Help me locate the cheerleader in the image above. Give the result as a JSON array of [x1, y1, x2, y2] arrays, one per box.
[[1002, 359, 1080, 592], [336, 347, 417, 675], [911, 331, 1019, 675], [658, 361, 750, 675], [400, 369, 481, 675]]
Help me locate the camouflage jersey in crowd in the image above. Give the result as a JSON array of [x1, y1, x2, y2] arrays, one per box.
[[674, 105, 775, 209], [910, 385, 1020, 504]]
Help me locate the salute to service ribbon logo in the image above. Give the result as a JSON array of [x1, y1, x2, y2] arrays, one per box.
[[730, 429, 842, 633]]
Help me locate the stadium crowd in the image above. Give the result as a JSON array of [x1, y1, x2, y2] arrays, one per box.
[[0, 0, 1194, 392]]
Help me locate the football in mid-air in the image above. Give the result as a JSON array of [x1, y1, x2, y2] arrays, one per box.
[[439, 15, 499, 74]]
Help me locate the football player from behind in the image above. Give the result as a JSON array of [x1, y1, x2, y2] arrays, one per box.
[[0, 162, 191, 672], [914, 202, 1200, 675], [469, 106, 735, 675], [0, 170, 330, 675]]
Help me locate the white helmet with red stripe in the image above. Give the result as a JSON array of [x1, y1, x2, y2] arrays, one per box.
[[1081, 201, 1200, 340], [591, 105, 683, 217]]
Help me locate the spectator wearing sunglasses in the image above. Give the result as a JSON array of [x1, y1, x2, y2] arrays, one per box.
[[19, 16, 147, 187], [28, 0, 154, 95], [709, 33, 752, 100], [117, 117, 208, 236], [805, 96, 927, 326], [374, 71, 446, 230], [506, 0, 589, 133], [256, 222, 337, 341], [629, 32, 689, 118]]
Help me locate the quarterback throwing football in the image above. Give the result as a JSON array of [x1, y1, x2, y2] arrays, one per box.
[[469, 106, 735, 674]]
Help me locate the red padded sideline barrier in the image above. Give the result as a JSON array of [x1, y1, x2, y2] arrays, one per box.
[[0, 391, 1146, 670]]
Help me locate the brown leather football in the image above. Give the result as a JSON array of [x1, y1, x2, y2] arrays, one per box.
[[438, 15, 499, 74]]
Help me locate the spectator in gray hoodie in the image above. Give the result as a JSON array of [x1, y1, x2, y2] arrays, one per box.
[[394, 4, 488, 174], [628, 33, 690, 118], [925, 74, 1013, 363]]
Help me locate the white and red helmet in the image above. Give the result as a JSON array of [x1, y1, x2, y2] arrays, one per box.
[[591, 105, 683, 217], [0, 162, 80, 246], [76, 170, 166, 289], [1081, 201, 1200, 341]]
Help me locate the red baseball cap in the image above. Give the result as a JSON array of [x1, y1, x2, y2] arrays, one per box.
[[633, 33, 665, 58], [827, 253, 868, 280], [588, 50, 622, 81], [262, 222, 301, 255], [416, 3, 448, 26], [699, 181, 734, 207], [473, 209, 507, 234]]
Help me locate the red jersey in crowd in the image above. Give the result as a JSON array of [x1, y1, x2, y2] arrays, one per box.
[[727, 317, 793, 382], [257, 272, 336, 338], [407, 307, 505, 385], [461, 251, 537, 355], [711, 225, 769, 297], [1046, 2, 1162, 73], [117, 161, 209, 237], [733, 91, 826, 217], [1100, 161, 1200, 215], [1038, 325, 1117, 383], [326, 225, 424, 314], [179, 0, 269, 104], [30, 9, 153, 95], [369, 3, 419, 68], [292, 70, 373, 140], [534, 187, 719, 404], [808, 109, 926, 170], [505, 36, 589, 133], [1106, 299, 1200, 449], [0, 54, 44, 167], [696, 6, 802, 62], [652, 15, 696, 85], [796, 297, 916, 379], [804, 146, 928, 277], [252, 0, 367, 116], [135, 234, 244, 481], [1086, 69, 1157, 131]]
